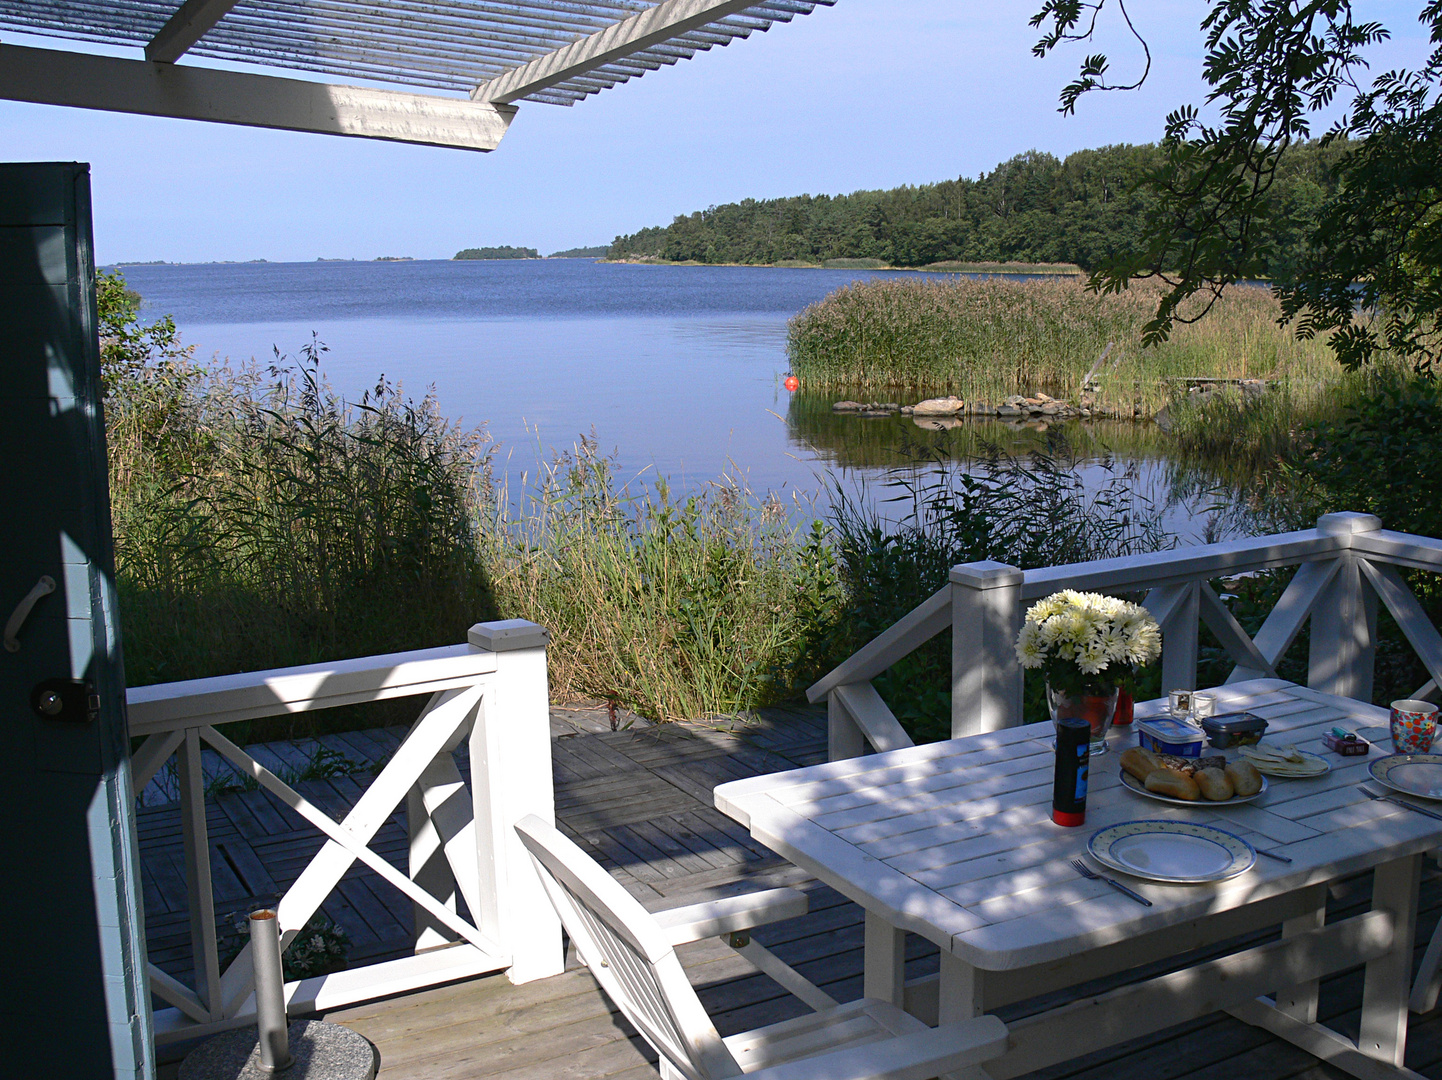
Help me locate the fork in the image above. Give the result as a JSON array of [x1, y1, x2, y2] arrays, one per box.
[[1361, 785, 1442, 822], [1071, 858, 1152, 907]]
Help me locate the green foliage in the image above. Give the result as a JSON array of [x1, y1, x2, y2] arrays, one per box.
[[608, 141, 1343, 272], [453, 246, 539, 260], [1189, 375, 1442, 705], [548, 246, 609, 258], [97, 269, 192, 388], [815, 437, 1172, 742], [1298, 375, 1442, 538], [1032, 1, 1442, 372]]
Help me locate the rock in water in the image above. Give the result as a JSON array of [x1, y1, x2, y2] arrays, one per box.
[[832, 401, 866, 412], [911, 396, 965, 417]]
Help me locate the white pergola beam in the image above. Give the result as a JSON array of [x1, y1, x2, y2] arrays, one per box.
[[146, 0, 241, 63], [0, 44, 516, 152], [471, 0, 761, 104]]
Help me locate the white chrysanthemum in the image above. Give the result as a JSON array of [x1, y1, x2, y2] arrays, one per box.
[[1126, 623, 1162, 665], [1095, 595, 1126, 618], [1057, 609, 1087, 641], [1015, 624, 1046, 668], [1076, 643, 1110, 675], [1097, 626, 1129, 662], [1016, 591, 1161, 678]]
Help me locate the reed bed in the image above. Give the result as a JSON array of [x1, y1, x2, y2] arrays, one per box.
[[786, 277, 1341, 413], [482, 441, 841, 722], [108, 342, 499, 739], [107, 339, 845, 729]]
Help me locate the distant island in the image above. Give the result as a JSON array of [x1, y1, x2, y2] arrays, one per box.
[[454, 246, 539, 260], [605, 141, 1342, 276], [376, 256, 414, 262], [548, 246, 609, 259]]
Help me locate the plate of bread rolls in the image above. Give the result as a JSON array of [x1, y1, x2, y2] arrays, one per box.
[[1119, 746, 1267, 805]]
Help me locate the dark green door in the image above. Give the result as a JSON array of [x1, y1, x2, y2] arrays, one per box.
[[0, 163, 152, 1079]]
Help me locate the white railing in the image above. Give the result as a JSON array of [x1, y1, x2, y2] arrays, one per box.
[[127, 619, 562, 1044], [810, 512, 1442, 759]]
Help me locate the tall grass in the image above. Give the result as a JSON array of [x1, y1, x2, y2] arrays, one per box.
[[483, 439, 841, 721], [107, 339, 845, 729], [109, 339, 498, 704], [786, 277, 1340, 413]]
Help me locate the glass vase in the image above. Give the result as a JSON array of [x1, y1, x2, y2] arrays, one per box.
[[1047, 681, 1120, 755]]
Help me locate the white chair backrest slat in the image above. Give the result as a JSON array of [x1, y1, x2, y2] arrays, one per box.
[[516, 815, 743, 1080]]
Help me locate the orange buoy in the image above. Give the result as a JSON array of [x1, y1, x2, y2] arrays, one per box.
[[783, 374, 800, 392]]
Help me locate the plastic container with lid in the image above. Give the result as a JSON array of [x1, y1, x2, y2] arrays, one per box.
[[1199, 712, 1268, 749], [1135, 716, 1206, 757]]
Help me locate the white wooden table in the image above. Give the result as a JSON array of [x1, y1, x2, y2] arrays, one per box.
[[714, 680, 1442, 1080]]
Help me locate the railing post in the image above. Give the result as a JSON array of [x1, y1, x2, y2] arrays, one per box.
[[828, 689, 867, 761], [467, 620, 564, 985], [1155, 582, 1201, 694], [950, 562, 1025, 736], [1310, 513, 1382, 701]]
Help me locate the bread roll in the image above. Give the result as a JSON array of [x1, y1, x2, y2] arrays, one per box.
[[1144, 768, 1200, 800], [1226, 760, 1263, 797], [1195, 766, 1235, 801], [1120, 747, 1164, 782]]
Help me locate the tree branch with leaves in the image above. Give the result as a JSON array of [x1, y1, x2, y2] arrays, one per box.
[[1034, 0, 1442, 372]]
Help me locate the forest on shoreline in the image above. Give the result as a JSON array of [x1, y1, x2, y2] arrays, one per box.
[[608, 141, 1344, 274]]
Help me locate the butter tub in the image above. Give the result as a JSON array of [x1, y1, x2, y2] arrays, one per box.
[[1135, 716, 1205, 758]]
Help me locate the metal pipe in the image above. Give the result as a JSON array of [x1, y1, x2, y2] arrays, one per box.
[[249, 909, 294, 1073]]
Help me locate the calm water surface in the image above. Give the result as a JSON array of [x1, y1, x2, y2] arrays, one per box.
[[116, 258, 1209, 537]]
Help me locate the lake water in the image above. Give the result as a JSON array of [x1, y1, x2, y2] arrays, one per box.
[[115, 258, 1212, 537]]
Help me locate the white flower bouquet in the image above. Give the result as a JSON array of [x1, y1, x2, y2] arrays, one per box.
[[1015, 589, 1161, 695]]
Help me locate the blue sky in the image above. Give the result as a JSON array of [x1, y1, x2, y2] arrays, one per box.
[[0, 1, 1431, 263]]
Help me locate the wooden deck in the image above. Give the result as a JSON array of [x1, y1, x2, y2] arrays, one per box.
[[144, 704, 1442, 1079]]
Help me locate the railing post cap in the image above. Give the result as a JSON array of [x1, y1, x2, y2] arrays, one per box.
[[469, 620, 550, 653], [949, 561, 1025, 589], [1316, 512, 1382, 537]]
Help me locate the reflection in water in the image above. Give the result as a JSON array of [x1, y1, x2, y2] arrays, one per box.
[[784, 391, 1227, 543]]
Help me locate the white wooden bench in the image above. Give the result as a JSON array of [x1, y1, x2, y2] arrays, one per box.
[[515, 814, 1007, 1080]]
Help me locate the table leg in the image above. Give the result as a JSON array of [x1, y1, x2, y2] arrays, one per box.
[[938, 952, 994, 1080], [864, 911, 906, 1006], [1228, 856, 1427, 1080], [1359, 853, 1422, 1067], [938, 952, 984, 1022], [1277, 884, 1328, 1023]]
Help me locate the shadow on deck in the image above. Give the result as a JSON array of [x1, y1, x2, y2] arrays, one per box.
[[143, 705, 1442, 1080]]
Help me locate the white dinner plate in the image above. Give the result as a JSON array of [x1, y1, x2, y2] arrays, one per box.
[[1088, 820, 1256, 883], [1119, 768, 1267, 806], [1370, 754, 1442, 800]]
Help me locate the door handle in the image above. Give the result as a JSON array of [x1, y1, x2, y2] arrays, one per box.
[[4, 575, 56, 653]]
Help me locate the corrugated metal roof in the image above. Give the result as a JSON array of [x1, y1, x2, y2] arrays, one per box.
[[0, 1, 834, 105]]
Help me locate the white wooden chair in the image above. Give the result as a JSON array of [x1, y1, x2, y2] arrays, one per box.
[[515, 814, 1007, 1080]]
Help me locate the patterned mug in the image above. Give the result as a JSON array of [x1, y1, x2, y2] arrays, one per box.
[[1390, 699, 1439, 754]]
